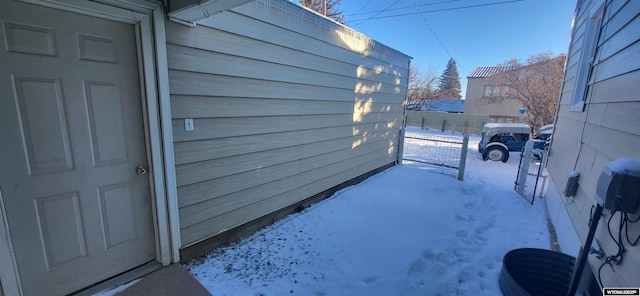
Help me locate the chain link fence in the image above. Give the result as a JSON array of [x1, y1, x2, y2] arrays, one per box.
[[401, 130, 469, 180], [514, 140, 547, 205]]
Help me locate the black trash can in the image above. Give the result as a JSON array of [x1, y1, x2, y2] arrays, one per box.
[[499, 248, 576, 296]]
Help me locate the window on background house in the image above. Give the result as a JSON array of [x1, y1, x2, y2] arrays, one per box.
[[570, 3, 604, 111], [483, 85, 511, 98]]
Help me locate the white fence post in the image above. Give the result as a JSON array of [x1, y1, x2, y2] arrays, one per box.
[[397, 128, 405, 164], [516, 140, 535, 195], [457, 135, 469, 181]]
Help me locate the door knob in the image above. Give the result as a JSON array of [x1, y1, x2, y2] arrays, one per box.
[[136, 165, 148, 175]]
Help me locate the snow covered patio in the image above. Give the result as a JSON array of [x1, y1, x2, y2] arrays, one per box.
[[186, 127, 555, 296]]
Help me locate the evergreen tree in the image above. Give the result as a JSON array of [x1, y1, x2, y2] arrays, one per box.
[[438, 58, 462, 99], [300, 0, 345, 24]]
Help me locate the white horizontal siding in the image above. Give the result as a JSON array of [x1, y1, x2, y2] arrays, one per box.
[[175, 130, 397, 187], [168, 71, 405, 102], [589, 70, 640, 104], [172, 122, 388, 164], [167, 45, 405, 90], [178, 137, 396, 226], [547, 0, 640, 288], [171, 112, 401, 142], [180, 150, 395, 245], [165, 0, 409, 247], [228, 0, 410, 68]]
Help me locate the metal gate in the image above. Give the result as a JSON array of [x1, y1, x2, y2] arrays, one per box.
[[514, 140, 547, 205], [401, 130, 469, 181]]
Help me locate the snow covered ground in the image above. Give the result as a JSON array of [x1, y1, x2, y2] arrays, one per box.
[[186, 126, 554, 296]]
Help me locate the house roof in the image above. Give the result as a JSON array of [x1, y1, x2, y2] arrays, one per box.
[[467, 66, 520, 78], [407, 99, 464, 113]]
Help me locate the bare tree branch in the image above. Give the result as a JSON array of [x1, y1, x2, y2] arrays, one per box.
[[300, 0, 345, 24], [482, 52, 566, 130], [407, 65, 440, 109]]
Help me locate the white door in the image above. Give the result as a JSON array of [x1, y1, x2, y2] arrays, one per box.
[[0, 1, 156, 295]]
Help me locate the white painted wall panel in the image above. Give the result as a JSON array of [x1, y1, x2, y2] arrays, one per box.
[[546, 0, 640, 288], [165, 0, 409, 247]]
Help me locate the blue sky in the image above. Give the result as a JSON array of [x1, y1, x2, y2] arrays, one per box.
[[338, 0, 576, 98]]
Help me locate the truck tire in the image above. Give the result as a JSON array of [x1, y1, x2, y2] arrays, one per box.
[[483, 145, 509, 162]]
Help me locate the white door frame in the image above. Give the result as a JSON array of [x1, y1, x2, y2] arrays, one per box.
[[0, 1, 180, 294]]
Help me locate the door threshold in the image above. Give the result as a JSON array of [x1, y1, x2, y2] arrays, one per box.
[[71, 261, 162, 296]]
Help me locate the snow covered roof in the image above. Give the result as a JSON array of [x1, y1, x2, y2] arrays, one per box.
[[407, 99, 464, 113], [467, 66, 520, 78]]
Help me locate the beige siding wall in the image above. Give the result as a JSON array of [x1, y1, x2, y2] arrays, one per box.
[[463, 77, 522, 119], [547, 0, 640, 287], [165, 0, 409, 247]]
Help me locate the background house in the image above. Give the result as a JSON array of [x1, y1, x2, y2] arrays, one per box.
[[464, 66, 523, 123], [0, 0, 410, 294], [545, 0, 640, 290]]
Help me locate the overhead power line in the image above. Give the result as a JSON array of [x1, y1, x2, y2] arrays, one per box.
[[351, 0, 401, 26], [348, 0, 525, 23], [409, 0, 460, 69], [349, 0, 374, 15], [346, 0, 463, 17]]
